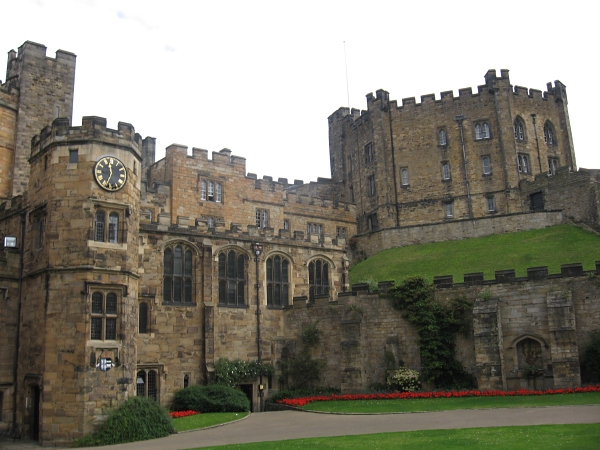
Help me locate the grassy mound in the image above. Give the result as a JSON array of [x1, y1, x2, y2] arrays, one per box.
[[350, 224, 600, 284]]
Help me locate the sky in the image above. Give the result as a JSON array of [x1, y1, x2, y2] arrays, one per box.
[[1, 0, 597, 183]]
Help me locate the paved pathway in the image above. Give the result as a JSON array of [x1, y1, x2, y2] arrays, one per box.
[[2, 405, 600, 450]]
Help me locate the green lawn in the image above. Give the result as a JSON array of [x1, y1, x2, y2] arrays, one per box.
[[192, 424, 600, 449], [301, 392, 600, 413], [172, 411, 249, 432], [349, 224, 600, 284]]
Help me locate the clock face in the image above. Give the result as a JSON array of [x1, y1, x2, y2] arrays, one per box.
[[94, 157, 127, 191]]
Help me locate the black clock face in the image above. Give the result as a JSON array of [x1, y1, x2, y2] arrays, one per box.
[[94, 157, 127, 191]]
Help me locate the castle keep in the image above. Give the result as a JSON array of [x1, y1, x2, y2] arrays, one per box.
[[1, 41, 599, 445]]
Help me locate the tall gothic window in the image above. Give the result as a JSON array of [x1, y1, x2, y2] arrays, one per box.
[[309, 259, 329, 302], [218, 250, 246, 306], [267, 255, 289, 307], [164, 245, 193, 303]]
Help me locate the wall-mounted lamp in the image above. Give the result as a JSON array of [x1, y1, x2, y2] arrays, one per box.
[[4, 236, 17, 248]]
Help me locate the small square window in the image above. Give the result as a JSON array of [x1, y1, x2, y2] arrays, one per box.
[[69, 150, 78, 164], [487, 197, 495, 213], [443, 202, 454, 218]]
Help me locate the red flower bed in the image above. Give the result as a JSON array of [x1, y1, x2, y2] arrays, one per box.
[[276, 385, 600, 408], [170, 410, 201, 418]]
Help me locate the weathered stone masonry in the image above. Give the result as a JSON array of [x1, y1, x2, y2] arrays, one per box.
[[0, 40, 598, 445]]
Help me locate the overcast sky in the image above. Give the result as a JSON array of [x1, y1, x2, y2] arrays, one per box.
[[1, 0, 596, 183]]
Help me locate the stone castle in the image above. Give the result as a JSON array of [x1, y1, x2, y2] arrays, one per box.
[[0, 41, 599, 445]]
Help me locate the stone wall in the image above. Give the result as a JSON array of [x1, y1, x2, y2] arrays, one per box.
[[354, 210, 563, 259], [521, 167, 600, 231], [328, 70, 575, 237], [281, 264, 600, 393], [0, 88, 17, 200]]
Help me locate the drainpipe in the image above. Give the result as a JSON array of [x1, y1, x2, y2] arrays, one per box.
[[531, 114, 542, 173], [12, 210, 26, 433], [455, 115, 473, 218]]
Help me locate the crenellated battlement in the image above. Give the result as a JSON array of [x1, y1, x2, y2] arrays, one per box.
[[346, 261, 598, 295], [30, 116, 142, 160], [162, 144, 247, 174], [331, 70, 566, 121], [4, 41, 76, 91]]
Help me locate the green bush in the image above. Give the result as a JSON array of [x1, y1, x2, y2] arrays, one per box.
[[172, 384, 250, 413], [72, 396, 174, 447], [582, 331, 600, 383]]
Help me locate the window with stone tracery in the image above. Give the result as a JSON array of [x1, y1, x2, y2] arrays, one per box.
[[309, 259, 329, 302], [267, 255, 289, 307], [218, 250, 246, 306], [163, 245, 193, 303]]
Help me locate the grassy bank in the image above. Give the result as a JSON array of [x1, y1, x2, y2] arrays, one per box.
[[349, 224, 600, 284]]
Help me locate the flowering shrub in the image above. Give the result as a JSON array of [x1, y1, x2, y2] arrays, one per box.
[[169, 410, 200, 419], [387, 367, 421, 392], [275, 384, 600, 408]]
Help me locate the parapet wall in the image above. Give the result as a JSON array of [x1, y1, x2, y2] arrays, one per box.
[[31, 116, 142, 161], [283, 262, 600, 392], [354, 210, 564, 259]]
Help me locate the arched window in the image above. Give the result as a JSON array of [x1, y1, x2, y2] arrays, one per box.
[[475, 123, 482, 140], [544, 122, 554, 145], [516, 338, 543, 371], [163, 245, 193, 303], [482, 156, 491, 175], [400, 168, 409, 186], [309, 259, 329, 302], [517, 154, 530, 173], [513, 118, 525, 141], [442, 162, 451, 180], [267, 255, 289, 307], [483, 122, 490, 139], [183, 374, 190, 388], [439, 130, 447, 146], [218, 250, 246, 306], [139, 302, 148, 334]]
